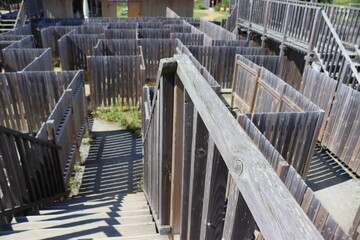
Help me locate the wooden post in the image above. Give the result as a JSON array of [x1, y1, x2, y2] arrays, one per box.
[[261, 0, 270, 48], [279, 4, 291, 57], [249, 67, 261, 112], [180, 91, 195, 240], [170, 76, 184, 237], [159, 71, 175, 227], [247, 0, 254, 41], [304, 8, 321, 69], [46, 120, 55, 142]]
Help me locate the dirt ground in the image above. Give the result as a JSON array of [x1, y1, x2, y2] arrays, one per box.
[[195, 7, 227, 21]]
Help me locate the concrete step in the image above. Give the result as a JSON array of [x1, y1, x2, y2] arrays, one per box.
[[14, 212, 152, 222], [1, 216, 154, 230], [0, 223, 157, 239]]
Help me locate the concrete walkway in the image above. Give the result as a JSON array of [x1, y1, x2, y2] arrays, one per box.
[[79, 118, 143, 198]]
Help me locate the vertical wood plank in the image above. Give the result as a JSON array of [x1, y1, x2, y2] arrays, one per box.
[[170, 76, 184, 236], [159, 72, 175, 226]]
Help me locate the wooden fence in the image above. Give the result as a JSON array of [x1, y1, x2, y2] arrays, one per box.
[[181, 20, 213, 46], [314, 11, 360, 89], [199, 19, 237, 40], [108, 22, 138, 29], [175, 40, 221, 94], [234, 0, 360, 87], [231, 55, 324, 178], [300, 66, 360, 176], [138, 39, 176, 80], [170, 33, 205, 46], [300, 66, 338, 141], [2, 24, 32, 36], [138, 29, 171, 39], [143, 54, 323, 239], [37, 71, 87, 186], [165, 25, 192, 33], [104, 29, 138, 39], [40, 26, 78, 56], [88, 55, 145, 110], [0, 126, 65, 223], [242, 55, 280, 75], [189, 46, 268, 88], [0, 71, 79, 133], [0, 35, 34, 62], [2, 48, 53, 72], [322, 83, 360, 176], [76, 25, 106, 34], [59, 33, 105, 70], [213, 40, 255, 47], [94, 39, 139, 56], [23, 48, 54, 71], [237, 115, 351, 239], [235, 0, 360, 45]]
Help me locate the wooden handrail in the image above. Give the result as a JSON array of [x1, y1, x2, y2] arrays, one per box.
[[318, 10, 360, 84], [0, 125, 60, 149], [143, 54, 324, 239], [13, 0, 26, 30]]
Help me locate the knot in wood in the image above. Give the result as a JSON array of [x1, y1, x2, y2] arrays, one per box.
[[233, 159, 243, 176], [196, 148, 206, 156], [207, 222, 215, 229]]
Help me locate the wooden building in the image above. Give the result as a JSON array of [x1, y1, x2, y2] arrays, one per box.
[[103, 0, 194, 17], [42, 0, 73, 18]]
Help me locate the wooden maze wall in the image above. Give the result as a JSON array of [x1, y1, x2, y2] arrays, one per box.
[[189, 46, 268, 88], [88, 55, 145, 109], [0, 71, 78, 133], [231, 55, 324, 178], [0, 27, 88, 188], [238, 115, 351, 239], [301, 67, 360, 175]]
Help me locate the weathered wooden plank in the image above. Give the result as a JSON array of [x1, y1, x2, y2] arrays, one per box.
[[186, 110, 209, 240], [173, 55, 323, 239], [158, 71, 175, 226], [200, 139, 228, 240]]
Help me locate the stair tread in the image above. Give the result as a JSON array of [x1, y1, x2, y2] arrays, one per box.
[[36, 204, 149, 213], [0, 224, 157, 239], [49, 199, 148, 208], [1, 218, 154, 230], [14, 213, 152, 222], [31, 208, 151, 216]]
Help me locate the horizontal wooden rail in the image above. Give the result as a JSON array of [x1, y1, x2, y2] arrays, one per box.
[[0, 125, 65, 222], [143, 54, 323, 239]]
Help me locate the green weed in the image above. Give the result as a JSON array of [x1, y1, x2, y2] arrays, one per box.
[[93, 102, 142, 137]]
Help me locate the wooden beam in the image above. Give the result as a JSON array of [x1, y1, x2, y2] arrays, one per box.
[[173, 54, 323, 240]]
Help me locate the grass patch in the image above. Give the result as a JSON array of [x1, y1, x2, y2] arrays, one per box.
[[194, 0, 205, 10], [332, 0, 360, 5], [136, 174, 144, 192], [213, 12, 228, 23], [93, 102, 142, 137], [194, 11, 209, 18], [53, 57, 61, 68], [117, 2, 128, 18]]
